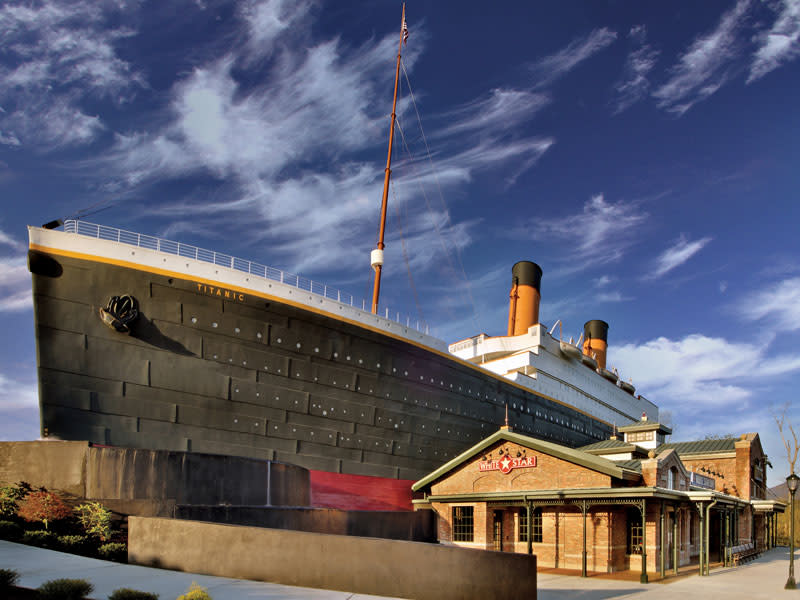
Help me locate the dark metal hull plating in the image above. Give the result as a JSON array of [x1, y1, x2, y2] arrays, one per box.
[[30, 250, 610, 480]]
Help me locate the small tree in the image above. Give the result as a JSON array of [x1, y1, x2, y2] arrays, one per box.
[[76, 502, 112, 541], [17, 490, 72, 530], [774, 402, 800, 474]]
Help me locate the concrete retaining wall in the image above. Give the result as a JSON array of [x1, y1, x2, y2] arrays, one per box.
[[175, 505, 436, 542], [0, 441, 309, 507], [129, 517, 536, 600]]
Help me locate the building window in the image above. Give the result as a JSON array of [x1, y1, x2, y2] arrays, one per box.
[[627, 508, 643, 554], [519, 508, 543, 543], [627, 431, 654, 443], [452, 506, 474, 542]]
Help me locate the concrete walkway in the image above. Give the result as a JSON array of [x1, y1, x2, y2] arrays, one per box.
[[2, 540, 798, 599]]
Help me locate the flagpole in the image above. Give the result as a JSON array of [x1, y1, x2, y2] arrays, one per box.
[[370, 3, 406, 315]]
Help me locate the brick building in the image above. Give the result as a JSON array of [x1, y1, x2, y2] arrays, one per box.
[[412, 417, 784, 582]]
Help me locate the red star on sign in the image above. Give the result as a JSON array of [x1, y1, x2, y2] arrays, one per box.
[[500, 456, 512, 473]]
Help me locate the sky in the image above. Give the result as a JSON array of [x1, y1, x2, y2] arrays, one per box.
[[1, 0, 799, 488]]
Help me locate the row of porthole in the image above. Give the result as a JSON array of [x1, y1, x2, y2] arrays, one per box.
[[192, 317, 604, 438], [192, 315, 499, 401]]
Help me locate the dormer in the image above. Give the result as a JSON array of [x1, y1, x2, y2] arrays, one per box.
[[617, 413, 672, 450]]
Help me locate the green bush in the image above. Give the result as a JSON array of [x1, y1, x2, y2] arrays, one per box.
[[0, 482, 31, 519], [176, 582, 212, 600], [98, 542, 127, 562], [76, 501, 113, 542], [0, 568, 20, 590], [0, 519, 23, 541], [58, 534, 92, 554], [38, 578, 94, 600], [23, 529, 58, 549], [108, 588, 160, 600]]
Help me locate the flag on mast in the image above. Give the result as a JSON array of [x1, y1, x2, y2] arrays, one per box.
[[402, 18, 409, 45]]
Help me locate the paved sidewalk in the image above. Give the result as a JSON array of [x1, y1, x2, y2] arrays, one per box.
[[0, 540, 401, 599], [2, 540, 798, 599], [537, 547, 800, 600]]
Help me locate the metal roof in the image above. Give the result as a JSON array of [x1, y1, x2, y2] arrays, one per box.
[[411, 427, 642, 492], [656, 438, 737, 455], [579, 439, 633, 451]]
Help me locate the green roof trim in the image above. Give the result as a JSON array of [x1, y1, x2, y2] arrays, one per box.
[[411, 428, 641, 492]]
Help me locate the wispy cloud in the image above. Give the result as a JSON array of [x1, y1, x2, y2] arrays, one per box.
[[434, 88, 549, 138], [530, 28, 617, 89], [614, 25, 659, 114], [740, 277, 800, 331], [0, 0, 140, 148], [648, 234, 712, 279], [653, 0, 751, 115], [0, 228, 23, 251], [748, 0, 800, 82], [0, 256, 31, 312], [526, 194, 647, 271], [239, 0, 312, 61]]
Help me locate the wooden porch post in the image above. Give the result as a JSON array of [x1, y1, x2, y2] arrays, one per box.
[[697, 504, 705, 577], [527, 502, 533, 555], [660, 501, 665, 578], [581, 500, 588, 578], [640, 499, 648, 584], [673, 507, 679, 575]]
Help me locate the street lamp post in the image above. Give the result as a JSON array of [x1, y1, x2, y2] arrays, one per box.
[[785, 473, 799, 590]]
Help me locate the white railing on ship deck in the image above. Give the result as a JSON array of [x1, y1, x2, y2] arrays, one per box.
[[63, 220, 430, 335]]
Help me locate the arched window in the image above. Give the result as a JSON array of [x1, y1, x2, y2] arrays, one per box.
[[668, 466, 679, 490]]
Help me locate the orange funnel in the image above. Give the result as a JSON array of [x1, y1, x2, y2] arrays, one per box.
[[582, 320, 609, 369], [507, 261, 543, 336]]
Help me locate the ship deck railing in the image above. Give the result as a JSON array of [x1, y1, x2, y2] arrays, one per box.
[[63, 219, 430, 335]]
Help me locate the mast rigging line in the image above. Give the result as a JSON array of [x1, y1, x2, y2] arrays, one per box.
[[394, 57, 482, 334]]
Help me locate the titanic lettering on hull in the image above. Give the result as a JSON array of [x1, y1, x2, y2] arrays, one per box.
[[196, 282, 245, 302], [479, 455, 537, 474]]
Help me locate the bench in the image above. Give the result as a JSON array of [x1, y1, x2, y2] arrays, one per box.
[[732, 543, 759, 566]]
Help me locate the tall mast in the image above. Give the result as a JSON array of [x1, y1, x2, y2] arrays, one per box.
[[370, 3, 406, 314]]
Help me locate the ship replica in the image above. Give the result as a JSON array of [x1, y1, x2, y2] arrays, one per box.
[[26, 7, 657, 485]]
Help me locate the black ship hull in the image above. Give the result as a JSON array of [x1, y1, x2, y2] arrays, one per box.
[[29, 243, 611, 481]]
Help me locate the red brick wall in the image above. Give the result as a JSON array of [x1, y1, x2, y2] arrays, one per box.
[[430, 441, 612, 497]]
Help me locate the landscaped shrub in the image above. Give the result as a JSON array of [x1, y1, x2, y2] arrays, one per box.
[[0, 519, 23, 541], [0, 568, 20, 590], [22, 529, 58, 549], [176, 582, 212, 600], [98, 542, 127, 562], [0, 482, 31, 519], [58, 534, 92, 555], [76, 501, 113, 542], [108, 588, 160, 600], [18, 490, 72, 530], [37, 578, 94, 600]]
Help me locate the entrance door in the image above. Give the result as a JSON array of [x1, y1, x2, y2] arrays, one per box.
[[493, 511, 503, 552]]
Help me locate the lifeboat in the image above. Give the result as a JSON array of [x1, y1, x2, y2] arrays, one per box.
[[597, 367, 618, 383], [559, 341, 583, 360]]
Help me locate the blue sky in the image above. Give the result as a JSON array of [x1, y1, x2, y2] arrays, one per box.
[[1, 0, 799, 487]]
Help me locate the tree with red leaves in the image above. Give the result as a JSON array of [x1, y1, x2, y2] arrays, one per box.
[[17, 491, 72, 530]]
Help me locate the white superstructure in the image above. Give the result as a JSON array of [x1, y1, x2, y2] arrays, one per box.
[[449, 324, 657, 426]]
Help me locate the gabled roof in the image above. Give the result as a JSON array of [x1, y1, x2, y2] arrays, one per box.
[[411, 428, 641, 492], [614, 459, 643, 473], [580, 439, 632, 451], [657, 438, 737, 456]]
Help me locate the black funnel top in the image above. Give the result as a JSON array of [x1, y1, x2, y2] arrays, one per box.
[[584, 319, 609, 342], [511, 261, 543, 290]]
